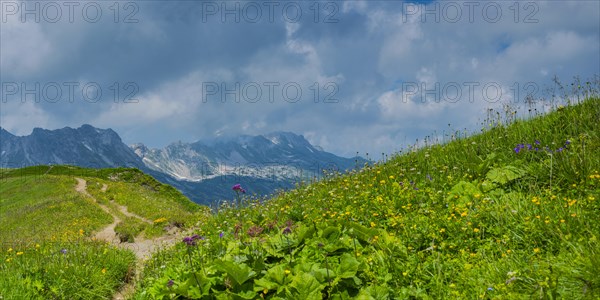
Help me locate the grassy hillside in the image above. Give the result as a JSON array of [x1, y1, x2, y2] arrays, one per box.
[[0, 166, 208, 299], [135, 98, 599, 299], [1, 97, 598, 299]]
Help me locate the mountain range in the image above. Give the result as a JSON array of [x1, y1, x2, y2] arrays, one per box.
[[0, 125, 365, 204]]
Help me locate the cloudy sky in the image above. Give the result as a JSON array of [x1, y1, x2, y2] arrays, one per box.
[[1, 0, 599, 157]]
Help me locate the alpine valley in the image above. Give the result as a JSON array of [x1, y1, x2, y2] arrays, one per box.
[[0, 125, 364, 204]]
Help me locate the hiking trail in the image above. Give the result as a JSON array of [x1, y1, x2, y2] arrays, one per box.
[[74, 178, 182, 300]]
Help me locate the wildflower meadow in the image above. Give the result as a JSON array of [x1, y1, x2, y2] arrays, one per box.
[[1, 93, 599, 299]]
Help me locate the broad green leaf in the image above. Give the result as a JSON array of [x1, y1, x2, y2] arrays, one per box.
[[296, 225, 316, 243], [214, 260, 256, 286], [477, 153, 498, 174], [486, 165, 525, 185], [322, 226, 341, 241], [235, 289, 258, 299], [254, 264, 291, 292], [323, 240, 348, 254], [309, 263, 335, 284], [480, 180, 498, 192], [445, 181, 480, 204], [337, 253, 360, 278], [348, 222, 379, 243], [357, 285, 390, 300], [289, 272, 323, 300], [254, 277, 278, 291]]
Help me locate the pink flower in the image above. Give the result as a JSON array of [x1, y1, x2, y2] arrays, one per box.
[[232, 184, 246, 193]]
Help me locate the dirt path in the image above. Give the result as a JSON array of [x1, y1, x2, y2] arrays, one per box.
[[76, 179, 122, 243], [74, 178, 182, 299], [116, 204, 153, 224]]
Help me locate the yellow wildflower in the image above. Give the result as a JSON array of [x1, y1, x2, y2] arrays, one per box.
[[154, 217, 168, 224]]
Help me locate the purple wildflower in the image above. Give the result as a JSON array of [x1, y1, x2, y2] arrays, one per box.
[[426, 174, 432, 181], [514, 147, 521, 154], [191, 234, 204, 241], [282, 226, 292, 235], [527, 144, 532, 150], [556, 147, 564, 152], [565, 140, 571, 145], [167, 279, 174, 288], [535, 140, 541, 145], [183, 236, 197, 246], [60, 248, 67, 254], [219, 231, 224, 239], [232, 184, 246, 194]]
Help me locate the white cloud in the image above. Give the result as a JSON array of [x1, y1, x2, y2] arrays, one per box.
[[373, 9, 424, 78], [342, 1, 368, 14], [416, 67, 437, 87], [377, 88, 446, 120], [0, 101, 52, 135], [93, 70, 231, 127], [471, 58, 479, 69]]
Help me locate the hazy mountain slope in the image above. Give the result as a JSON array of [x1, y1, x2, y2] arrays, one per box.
[[0, 125, 143, 169], [1, 126, 364, 204], [131, 132, 361, 182]]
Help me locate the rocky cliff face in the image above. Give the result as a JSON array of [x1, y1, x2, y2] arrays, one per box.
[[131, 132, 360, 183], [0, 125, 144, 169]]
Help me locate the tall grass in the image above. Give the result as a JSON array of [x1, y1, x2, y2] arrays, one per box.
[[136, 95, 599, 298]]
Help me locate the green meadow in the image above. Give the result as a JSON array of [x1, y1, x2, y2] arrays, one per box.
[[135, 97, 599, 299], [0, 167, 206, 299], [1, 96, 599, 299]]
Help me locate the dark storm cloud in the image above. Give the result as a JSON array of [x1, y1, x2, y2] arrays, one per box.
[[1, 1, 599, 156]]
